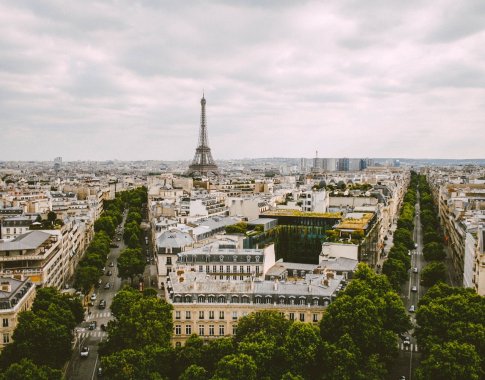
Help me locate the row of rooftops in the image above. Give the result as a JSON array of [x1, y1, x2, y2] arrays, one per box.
[[167, 271, 345, 300]]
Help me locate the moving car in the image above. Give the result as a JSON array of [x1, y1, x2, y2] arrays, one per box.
[[411, 286, 417, 292], [98, 299, 106, 309], [409, 305, 415, 313], [80, 346, 89, 357], [89, 321, 97, 330], [413, 267, 418, 273]]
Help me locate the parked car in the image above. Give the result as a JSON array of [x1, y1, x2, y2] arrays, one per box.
[[409, 305, 415, 313], [411, 286, 417, 292], [104, 282, 111, 289], [106, 270, 112, 276], [403, 337, 411, 346], [89, 321, 97, 330], [109, 261, 115, 267], [80, 346, 89, 357], [413, 267, 418, 273], [98, 300, 106, 309], [90, 293, 97, 301], [100, 323, 106, 331], [98, 367, 103, 376]]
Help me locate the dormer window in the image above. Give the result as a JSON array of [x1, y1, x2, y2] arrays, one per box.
[[246, 255, 251, 262], [255, 256, 260, 262], [219, 255, 224, 262]]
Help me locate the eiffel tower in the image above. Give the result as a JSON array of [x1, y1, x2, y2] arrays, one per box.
[[187, 93, 219, 176]]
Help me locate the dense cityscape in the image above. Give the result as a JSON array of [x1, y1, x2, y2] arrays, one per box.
[[1, 1, 485, 380], [0, 96, 484, 379]]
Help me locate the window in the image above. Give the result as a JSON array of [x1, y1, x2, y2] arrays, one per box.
[[209, 325, 215, 336], [256, 266, 260, 275], [212, 265, 217, 272], [175, 341, 181, 347], [219, 325, 225, 336], [232, 311, 238, 320], [279, 297, 285, 305], [313, 313, 318, 323], [206, 265, 210, 273], [198, 296, 205, 303], [199, 311, 204, 319], [300, 313, 305, 322], [185, 325, 192, 335], [240, 266, 244, 273], [209, 311, 215, 319], [300, 298, 306, 305], [226, 265, 230, 273], [166, 257, 172, 265], [199, 325, 205, 336], [313, 299, 319, 306], [175, 311, 181, 320], [232, 325, 237, 335], [2, 318, 8, 327], [219, 311, 224, 319], [3, 333, 9, 344], [233, 265, 237, 273], [219, 265, 224, 272], [6, 228, 10, 233], [289, 313, 295, 321], [166, 268, 171, 276], [247, 266, 251, 273], [255, 297, 262, 304], [175, 325, 181, 335], [185, 311, 191, 319]]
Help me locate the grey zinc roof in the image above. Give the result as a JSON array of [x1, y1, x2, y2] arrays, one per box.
[[156, 230, 194, 249], [0, 231, 52, 251], [169, 271, 342, 298], [320, 257, 359, 272]]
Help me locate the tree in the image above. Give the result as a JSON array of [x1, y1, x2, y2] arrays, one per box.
[[212, 354, 257, 380], [420, 262, 447, 287], [0, 359, 61, 380], [283, 322, 321, 378], [235, 310, 291, 345], [3, 311, 72, 368], [94, 216, 116, 237], [382, 258, 407, 290], [415, 341, 481, 380], [393, 228, 415, 250], [101, 295, 173, 354], [117, 248, 145, 284], [32, 287, 83, 325], [110, 286, 143, 318], [178, 364, 208, 380], [423, 242, 446, 261], [74, 265, 100, 293], [47, 211, 57, 224]]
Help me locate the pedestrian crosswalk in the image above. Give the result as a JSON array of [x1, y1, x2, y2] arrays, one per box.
[[79, 331, 108, 339], [86, 312, 111, 320], [400, 343, 419, 352]]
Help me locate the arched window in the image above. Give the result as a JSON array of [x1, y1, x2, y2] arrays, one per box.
[[208, 295, 216, 303], [218, 296, 226, 303], [265, 296, 272, 304], [255, 296, 262, 304], [231, 296, 239, 303], [279, 296, 286, 305], [197, 295, 205, 303], [185, 295, 192, 303], [312, 297, 319, 306]]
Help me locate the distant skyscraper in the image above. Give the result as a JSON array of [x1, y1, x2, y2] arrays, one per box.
[[337, 158, 349, 171], [187, 94, 219, 177], [53, 157, 62, 170]]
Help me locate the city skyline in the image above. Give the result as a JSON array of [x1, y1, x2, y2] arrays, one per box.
[[1, 1, 485, 161]]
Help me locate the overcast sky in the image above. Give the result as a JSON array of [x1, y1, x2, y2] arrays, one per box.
[[1, 0, 484, 161]]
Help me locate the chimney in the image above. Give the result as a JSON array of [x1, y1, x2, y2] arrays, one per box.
[[1, 281, 11, 292]]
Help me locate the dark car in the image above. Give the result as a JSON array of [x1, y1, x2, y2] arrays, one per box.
[[98, 300, 106, 309], [100, 323, 106, 331], [89, 321, 97, 330]]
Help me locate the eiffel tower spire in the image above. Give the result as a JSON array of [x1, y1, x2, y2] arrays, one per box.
[[187, 94, 219, 176]]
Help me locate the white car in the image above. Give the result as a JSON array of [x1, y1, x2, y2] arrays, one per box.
[[80, 346, 89, 358], [90, 293, 97, 301], [411, 286, 417, 292], [409, 305, 415, 313], [413, 267, 418, 273]]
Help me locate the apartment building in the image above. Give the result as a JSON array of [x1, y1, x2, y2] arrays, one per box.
[[0, 277, 36, 351], [0, 230, 66, 288], [167, 270, 345, 346]]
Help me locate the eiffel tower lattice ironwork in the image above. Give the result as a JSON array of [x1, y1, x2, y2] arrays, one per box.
[[187, 94, 219, 176]]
